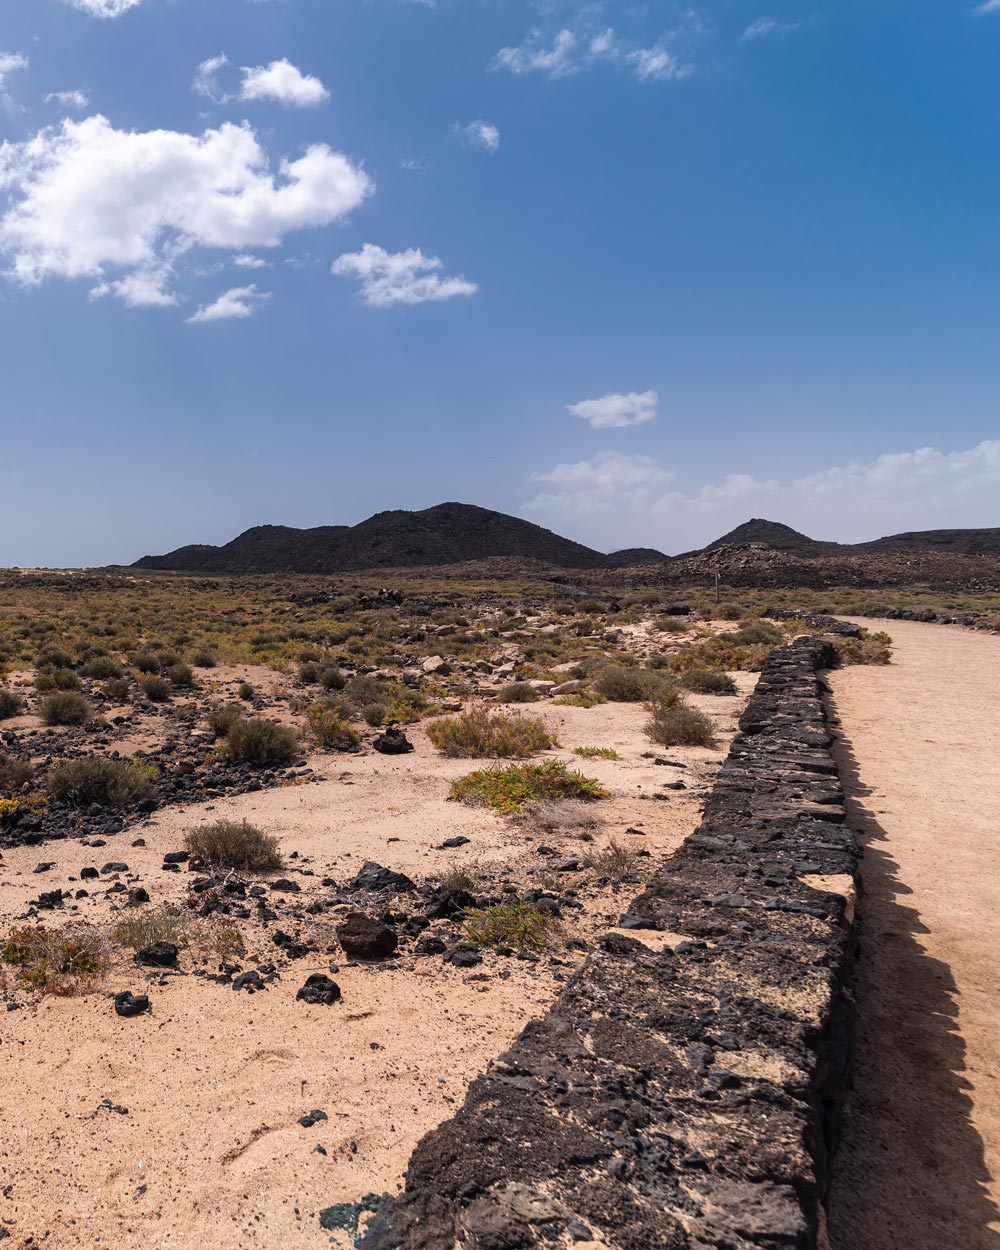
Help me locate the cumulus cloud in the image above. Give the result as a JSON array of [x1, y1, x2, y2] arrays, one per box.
[[496, 29, 578, 77], [240, 59, 330, 107], [233, 253, 269, 269], [0, 53, 29, 91], [45, 90, 90, 111], [496, 24, 691, 81], [193, 54, 229, 103], [332, 244, 477, 307], [567, 389, 658, 429], [65, 0, 142, 16], [0, 115, 373, 307], [523, 441, 1000, 551], [187, 283, 270, 323], [454, 120, 500, 154]]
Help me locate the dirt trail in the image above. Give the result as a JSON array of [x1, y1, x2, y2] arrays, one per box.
[[826, 619, 1000, 1250]]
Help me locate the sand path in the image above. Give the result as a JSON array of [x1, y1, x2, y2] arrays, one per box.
[[826, 619, 1000, 1250]]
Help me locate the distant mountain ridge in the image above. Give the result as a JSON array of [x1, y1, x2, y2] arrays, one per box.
[[132, 506, 1000, 573]]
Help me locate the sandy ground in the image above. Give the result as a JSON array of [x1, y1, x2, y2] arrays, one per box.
[[0, 681, 753, 1249], [826, 619, 1000, 1250]]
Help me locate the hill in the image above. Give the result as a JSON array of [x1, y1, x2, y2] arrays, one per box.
[[133, 503, 617, 573]]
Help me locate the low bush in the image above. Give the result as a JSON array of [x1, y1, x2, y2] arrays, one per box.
[[103, 677, 132, 702], [36, 647, 74, 671], [681, 668, 737, 695], [572, 745, 622, 760], [729, 619, 785, 647], [645, 697, 715, 748], [319, 665, 346, 691], [0, 688, 24, 719], [2, 923, 108, 994], [498, 682, 540, 704], [653, 616, 691, 634], [450, 759, 609, 814], [551, 690, 607, 708], [345, 674, 386, 706], [586, 837, 644, 880], [237, 682, 255, 701], [298, 661, 320, 684], [0, 753, 32, 793], [166, 662, 195, 689], [191, 650, 216, 668], [39, 692, 92, 726], [225, 717, 298, 766], [207, 703, 244, 738], [593, 665, 673, 702], [35, 668, 81, 692], [362, 703, 386, 727], [833, 629, 893, 666], [140, 674, 171, 702], [185, 819, 283, 870], [426, 707, 556, 759], [81, 656, 123, 680], [48, 757, 154, 807], [463, 901, 561, 951], [132, 651, 160, 673], [306, 701, 360, 748]]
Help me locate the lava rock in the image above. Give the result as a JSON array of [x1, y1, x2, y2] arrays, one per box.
[[336, 913, 398, 960], [134, 942, 179, 968], [114, 991, 150, 1018], [373, 726, 414, 755], [296, 974, 342, 1005], [347, 861, 416, 894], [299, 1109, 329, 1128]]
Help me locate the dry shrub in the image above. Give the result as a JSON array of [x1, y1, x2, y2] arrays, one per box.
[[225, 718, 297, 766], [586, 837, 643, 880], [593, 665, 673, 702], [207, 702, 244, 738], [498, 682, 540, 704], [110, 905, 188, 951], [81, 656, 123, 680], [463, 901, 561, 951], [185, 818, 283, 870], [0, 753, 32, 793], [833, 630, 893, 666], [514, 797, 604, 839], [140, 674, 172, 702], [426, 707, 556, 759], [645, 697, 715, 748], [39, 691, 92, 726], [0, 688, 24, 719], [48, 757, 154, 807], [681, 668, 737, 695], [2, 923, 109, 994], [306, 701, 360, 748]]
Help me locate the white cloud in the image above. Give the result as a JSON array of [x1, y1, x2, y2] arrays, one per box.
[[233, 253, 269, 269], [0, 115, 373, 307], [193, 54, 229, 103], [45, 90, 90, 111], [454, 120, 500, 154], [91, 265, 178, 308], [629, 45, 689, 81], [332, 243, 477, 307], [0, 53, 29, 90], [65, 0, 142, 16], [187, 283, 270, 323], [523, 441, 1000, 551], [741, 17, 801, 40], [239, 59, 330, 108], [496, 29, 578, 78], [567, 389, 658, 429], [974, 0, 1000, 13]]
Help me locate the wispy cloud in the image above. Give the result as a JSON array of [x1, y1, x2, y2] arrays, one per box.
[[496, 22, 692, 82], [0, 52, 29, 91], [187, 284, 270, 323], [65, 0, 142, 16], [567, 390, 658, 429], [332, 244, 477, 307], [741, 16, 802, 41], [45, 89, 90, 111], [453, 119, 500, 153]]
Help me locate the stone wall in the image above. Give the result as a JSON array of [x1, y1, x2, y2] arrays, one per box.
[[365, 636, 859, 1250]]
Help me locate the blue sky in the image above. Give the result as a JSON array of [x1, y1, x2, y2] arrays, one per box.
[[1, 0, 998, 566]]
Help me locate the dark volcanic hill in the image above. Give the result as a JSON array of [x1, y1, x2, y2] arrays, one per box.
[[704, 519, 841, 553], [133, 503, 625, 573], [858, 527, 1000, 556]]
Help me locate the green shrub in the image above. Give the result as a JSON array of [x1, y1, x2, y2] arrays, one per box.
[[319, 665, 346, 691], [463, 901, 561, 951], [132, 651, 160, 673], [362, 703, 386, 728], [306, 701, 361, 748], [185, 819, 283, 870], [498, 682, 540, 704], [0, 753, 32, 793], [35, 647, 74, 671], [39, 692, 92, 726], [225, 717, 298, 765], [35, 668, 81, 693], [450, 759, 609, 814], [426, 707, 556, 759], [552, 690, 607, 708], [207, 703, 244, 738], [833, 629, 893, 666], [653, 616, 691, 634], [167, 662, 195, 689], [681, 669, 737, 695], [48, 757, 154, 806], [81, 656, 123, 680], [730, 619, 785, 647], [345, 674, 386, 706], [140, 674, 171, 702], [0, 689, 24, 719], [298, 661, 320, 684], [593, 665, 672, 702], [103, 677, 132, 702], [191, 650, 216, 668], [645, 698, 715, 748], [572, 746, 622, 760], [237, 682, 255, 701]]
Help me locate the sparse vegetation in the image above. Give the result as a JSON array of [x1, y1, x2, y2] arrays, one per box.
[[833, 629, 893, 666], [185, 819, 283, 870], [552, 689, 607, 708], [681, 668, 737, 695], [306, 701, 361, 748], [645, 697, 715, 748], [0, 688, 24, 719], [463, 900, 561, 951], [426, 707, 556, 759], [81, 656, 123, 679], [0, 753, 32, 793], [586, 837, 644, 880], [39, 691, 92, 726], [206, 702, 244, 738], [573, 745, 622, 760], [140, 674, 171, 702], [2, 923, 108, 995], [47, 757, 154, 807], [450, 759, 609, 814], [593, 665, 673, 702], [498, 681, 540, 703], [224, 717, 298, 766]]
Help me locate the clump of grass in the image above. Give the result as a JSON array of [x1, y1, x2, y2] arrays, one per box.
[[48, 757, 154, 807], [0, 688, 24, 719], [191, 650, 216, 668], [237, 681, 255, 701], [0, 753, 32, 793], [306, 701, 360, 748], [167, 662, 195, 689], [833, 629, 893, 666], [463, 901, 561, 951], [450, 759, 609, 815], [224, 717, 298, 766], [39, 691, 92, 726], [103, 676, 132, 702], [436, 863, 483, 894], [514, 797, 603, 839], [593, 665, 674, 702], [729, 619, 785, 647], [185, 819, 283, 870], [498, 681, 540, 704], [572, 745, 622, 760], [110, 905, 188, 951], [653, 616, 691, 634], [645, 697, 715, 748], [35, 668, 82, 693], [681, 669, 737, 695], [207, 702, 244, 739], [2, 923, 109, 994], [426, 707, 556, 759], [552, 690, 607, 708], [586, 838, 643, 880], [140, 674, 171, 702], [81, 656, 123, 680], [318, 665, 346, 691]]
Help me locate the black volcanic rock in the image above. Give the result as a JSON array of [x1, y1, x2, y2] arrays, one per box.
[[704, 518, 838, 552]]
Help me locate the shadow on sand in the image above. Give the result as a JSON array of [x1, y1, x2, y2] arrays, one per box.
[[824, 684, 1000, 1250]]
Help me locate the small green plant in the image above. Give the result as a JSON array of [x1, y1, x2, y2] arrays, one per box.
[[140, 674, 171, 702], [39, 691, 92, 726], [207, 703, 244, 738], [0, 753, 32, 793], [572, 745, 622, 760], [681, 669, 737, 695], [645, 697, 715, 748], [450, 759, 609, 814], [224, 717, 298, 765], [306, 701, 361, 748], [498, 682, 540, 704], [426, 707, 557, 759], [0, 688, 24, 719], [593, 665, 673, 702], [185, 819, 283, 870], [48, 757, 154, 807], [463, 901, 561, 951], [552, 690, 607, 708]]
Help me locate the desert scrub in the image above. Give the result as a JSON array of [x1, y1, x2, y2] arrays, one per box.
[[166, 662, 195, 689], [551, 690, 607, 708], [35, 668, 81, 692], [572, 746, 622, 760], [0, 754, 32, 793], [593, 665, 673, 702], [39, 691, 92, 726], [110, 905, 189, 951], [463, 900, 561, 951], [237, 682, 255, 701], [426, 707, 556, 759], [653, 616, 691, 634], [306, 701, 360, 748], [450, 760, 609, 815], [585, 837, 644, 880], [498, 681, 540, 704], [833, 629, 893, 666], [185, 819, 283, 870], [224, 717, 298, 766], [0, 688, 23, 719], [2, 923, 108, 994], [191, 649, 216, 668], [207, 703, 244, 739], [645, 697, 715, 748], [140, 674, 171, 702], [48, 757, 154, 807], [81, 656, 123, 680], [681, 668, 737, 695], [103, 676, 132, 702]]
